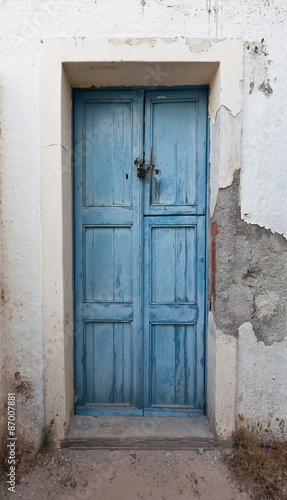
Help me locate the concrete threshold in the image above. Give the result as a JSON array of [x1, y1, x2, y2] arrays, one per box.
[[62, 416, 216, 450]]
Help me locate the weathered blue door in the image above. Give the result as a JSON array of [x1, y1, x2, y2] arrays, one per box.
[[74, 89, 207, 417]]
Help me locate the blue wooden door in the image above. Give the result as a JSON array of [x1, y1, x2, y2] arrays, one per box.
[[74, 89, 207, 417], [74, 90, 143, 415], [143, 90, 207, 416]]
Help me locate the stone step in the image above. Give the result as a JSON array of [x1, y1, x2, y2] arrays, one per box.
[[62, 416, 217, 450]]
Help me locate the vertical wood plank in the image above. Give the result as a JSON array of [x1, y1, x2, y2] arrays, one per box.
[[123, 322, 132, 403], [84, 103, 95, 206], [186, 324, 196, 406], [186, 226, 196, 303], [176, 103, 187, 205], [175, 227, 186, 303], [152, 102, 177, 205], [93, 228, 113, 301], [94, 103, 114, 206], [84, 228, 94, 301], [113, 103, 132, 206], [85, 322, 94, 402], [113, 227, 132, 302], [123, 103, 132, 206], [93, 323, 114, 403], [186, 100, 197, 206], [152, 325, 175, 405], [113, 322, 124, 403], [175, 325, 186, 405]]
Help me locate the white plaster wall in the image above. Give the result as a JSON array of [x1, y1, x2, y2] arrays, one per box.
[[1, 0, 287, 231], [0, 0, 287, 444], [207, 313, 237, 441], [237, 323, 287, 438], [0, 322, 7, 450]]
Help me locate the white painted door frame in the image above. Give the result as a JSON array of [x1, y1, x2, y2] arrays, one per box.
[[39, 37, 243, 444]]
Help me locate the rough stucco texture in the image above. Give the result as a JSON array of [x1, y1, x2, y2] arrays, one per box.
[[211, 170, 287, 345]]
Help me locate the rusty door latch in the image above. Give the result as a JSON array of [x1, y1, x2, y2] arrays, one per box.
[[134, 149, 158, 205], [134, 157, 150, 178]]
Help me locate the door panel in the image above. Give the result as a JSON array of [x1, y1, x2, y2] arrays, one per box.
[[144, 90, 207, 215], [84, 226, 133, 302], [84, 322, 132, 404], [83, 101, 133, 207], [74, 90, 143, 415], [74, 88, 207, 417], [143, 216, 205, 416], [151, 324, 195, 406], [150, 225, 196, 304]]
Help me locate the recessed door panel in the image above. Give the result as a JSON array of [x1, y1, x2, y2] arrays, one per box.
[[151, 324, 196, 406], [150, 226, 197, 304], [83, 101, 132, 207], [84, 226, 132, 302], [84, 322, 132, 405], [144, 90, 207, 215]]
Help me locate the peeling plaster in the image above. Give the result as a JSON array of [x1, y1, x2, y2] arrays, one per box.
[[241, 35, 287, 238], [258, 80, 273, 96], [249, 81, 254, 94], [161, 38, 178, 44], [211, 170, 287, 345], [185, 38, 212, 53], [209, 106, 242, 216], [108, 37, 157, 46]]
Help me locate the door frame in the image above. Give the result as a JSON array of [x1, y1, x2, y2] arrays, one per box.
[[40, 37, 243, 443]]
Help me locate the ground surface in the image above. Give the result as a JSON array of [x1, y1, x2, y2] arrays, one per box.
[[0, 448, 251, 499]]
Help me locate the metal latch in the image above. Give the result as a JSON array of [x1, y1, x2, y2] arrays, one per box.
[[134, 157, 150, 178]]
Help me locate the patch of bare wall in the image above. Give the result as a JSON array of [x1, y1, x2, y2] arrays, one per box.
[[211, 170, 287, 345]]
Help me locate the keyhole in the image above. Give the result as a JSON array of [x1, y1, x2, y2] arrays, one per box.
[[126, 174, 128, 179]]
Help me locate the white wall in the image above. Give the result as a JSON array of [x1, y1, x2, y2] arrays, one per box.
[[0, 0, 286, 446], [237, 323, 287, 437]]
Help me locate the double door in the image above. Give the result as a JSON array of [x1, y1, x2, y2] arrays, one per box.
[[74, 88, 207, 416]]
